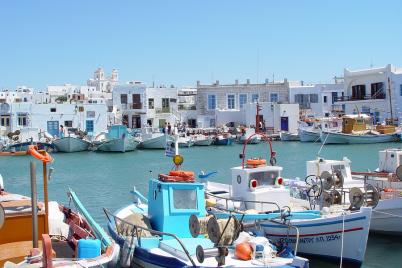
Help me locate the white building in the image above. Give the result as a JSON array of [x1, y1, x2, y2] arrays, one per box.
[[0, 87, 50, 104], [177, 88, 197, 128], [0, 102, 107, 136], [112, 83, 179, 129], [335, 64, 402, 123], [87, 67, 118, 93], [214, 102, 299, 133], [196, 78, 298, 127], [289, 83, 345, 117]]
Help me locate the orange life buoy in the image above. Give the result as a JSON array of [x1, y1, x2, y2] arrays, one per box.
[[169, 170, 195, 178], [27, 145, 53, 163], [159, 174, 195, 183], [246, 158, 266, 168]]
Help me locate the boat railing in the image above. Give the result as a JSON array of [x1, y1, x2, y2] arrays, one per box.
[[103, 208, 197, 267], [206, 191, 282, 217]]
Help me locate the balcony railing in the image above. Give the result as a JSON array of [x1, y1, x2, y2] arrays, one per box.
[[178, 104, 196, 110], [335, 94, 386, 102], [155, 107, 171, 114]]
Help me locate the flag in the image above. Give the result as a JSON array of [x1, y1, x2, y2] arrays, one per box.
[[165, 140, 175, 157]]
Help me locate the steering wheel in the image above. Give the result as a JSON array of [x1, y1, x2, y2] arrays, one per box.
[[305, 175, 323, 198]]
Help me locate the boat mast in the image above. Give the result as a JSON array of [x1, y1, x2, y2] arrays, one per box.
[[387, 77, 394, 124]]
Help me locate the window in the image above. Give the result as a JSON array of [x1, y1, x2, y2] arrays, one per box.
[[162, 98, 170, 108], [64, 120, 73, 127], [50, 108, 56, 112], [173, 189, 197, 209], [209, 118, 216, 127], [18, 115, 27, 126], [352, 85, 366, 100], [120, 94, 127, 104], [87, 111, 95, 118], [148, 98, 154, 109], [207, 95, 216, 110], [323, 96, 327, 103], [270, 93, 278, 103], [309, 94, 318, 103], [400, 85, 402, 96], [1, 116, 10, 127], [332, 92, 338, 103], [86, 120, 94, 133], [132, 94, 141, 109], [227, 94, 235, 109], [251, 93, 259, 103], [239, 94, 247, 108], [371, 82, 385, 99]]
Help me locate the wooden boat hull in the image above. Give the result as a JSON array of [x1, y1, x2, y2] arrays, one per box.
[[53, 137, 90, 153], [321, 131, 400, 144], [0, 151, 28, 156]]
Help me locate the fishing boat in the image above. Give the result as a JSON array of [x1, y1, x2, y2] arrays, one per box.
[[292, 154, 402, 236], [214, 133, 233, 146], [279, 131, 300, 141], [298, 117, 342, 142], [6, 128, 54, 152], [320, 114, 400, 144], [53, 130, 91, 153], [105, 143, 309, 268], [193, 134, 214, 146], [0, 146, 119, 267], [177, 133, 195, 148], [237, 128, 261, 144], [205, 134, 372, 267], [139, 127, 173, 149], [96, 125, 139, 152]]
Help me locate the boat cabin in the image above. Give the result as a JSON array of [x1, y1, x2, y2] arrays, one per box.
[[147, 178, 206, 238], [378, 148, 402, 173], [107, 125, 129, 140], [341, 114, 371, 134], [231, 163, 289, 211]]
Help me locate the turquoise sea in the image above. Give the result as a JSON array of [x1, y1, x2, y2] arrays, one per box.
[[1, 141, 401, 267]]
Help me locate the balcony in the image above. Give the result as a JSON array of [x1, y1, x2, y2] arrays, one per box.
[[155, 107, 171, 114], [130, 103, 142, 109], [335, 94, 386, 102], [178, 104, 196, 110]]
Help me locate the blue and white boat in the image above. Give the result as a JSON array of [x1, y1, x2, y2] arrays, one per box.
[[96, 125, 139, 152], [139, 127, 173, 149], [205, 134, 372, 267], [320, 130, 400, 144], [214, 134, 234, 146], [105, 142, 309, 268]]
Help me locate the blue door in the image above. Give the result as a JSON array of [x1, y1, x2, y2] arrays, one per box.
[[47, 121, 59, 137], [86, 120, 94, 135], [280, 117, 289, 131]]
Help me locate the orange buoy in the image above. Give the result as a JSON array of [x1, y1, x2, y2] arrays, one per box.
[[246, 158, 266, 168], [169, 170, 195, 178], [27, 145, 53, 163], [235, 242, 253, 260], [159, 174, 195, 183]]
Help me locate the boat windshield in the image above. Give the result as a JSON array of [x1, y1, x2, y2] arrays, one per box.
[[172, 189, 197, 209], [250, 170, 280, 186], [332, 164, 347, 179]]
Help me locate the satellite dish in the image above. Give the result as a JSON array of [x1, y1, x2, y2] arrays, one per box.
[[396, 165, 402, 181], [321, 171, 334, 190], [0, 204, 4, 229], [349, 187, 364, 210], [365, 184, 380, 208], [331, 190, 342, 205]]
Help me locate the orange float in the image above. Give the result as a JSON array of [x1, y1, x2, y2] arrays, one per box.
[[235, 242, 253, 260], [159, 174, 195, 183], [27, 145, 53, 163], [246, 158, 267, 168], [169, 170, 195, 177]]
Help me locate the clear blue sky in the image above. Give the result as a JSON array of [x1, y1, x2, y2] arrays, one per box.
[[1, 1, 402, 89]]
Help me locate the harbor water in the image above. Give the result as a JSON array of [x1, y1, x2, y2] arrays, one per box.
[[1, 141, 401, 267]]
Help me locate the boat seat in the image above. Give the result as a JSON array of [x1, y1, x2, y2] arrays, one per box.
[[117, 213, 152, 237], [160, 238, 214, 260]]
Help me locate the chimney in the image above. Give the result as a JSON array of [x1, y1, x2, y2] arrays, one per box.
[[235, 79, 239, 85], [196, 80, 200, 87], [265, 78, 269, 84], [215, 80, 219, 86], [246, 79, 250, 85], [301, 80, 304, 86]]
